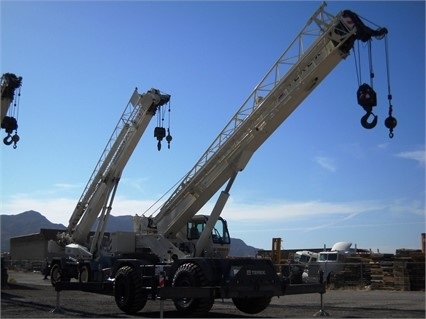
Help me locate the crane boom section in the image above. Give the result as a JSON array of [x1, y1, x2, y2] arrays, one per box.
[[1, 73, 22, 122], [1, 73, 22, 148], [69, 88, 170, 244], [151, 4, 384, 238]]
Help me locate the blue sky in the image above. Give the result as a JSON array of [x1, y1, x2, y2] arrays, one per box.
[[1, 1, 424, 253]]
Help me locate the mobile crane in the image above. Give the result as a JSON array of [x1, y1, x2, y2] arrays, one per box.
[[48, 87, 171, 284], [1, 73, 22, 148], [53, 3, 394, 317]]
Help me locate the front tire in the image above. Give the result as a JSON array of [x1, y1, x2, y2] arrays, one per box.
[[50, 263, 61, 287], [172, 263, 214, 317], [232, 296, 271, 314], [49, 263, 69, 286], [114, 266, 147, 314]]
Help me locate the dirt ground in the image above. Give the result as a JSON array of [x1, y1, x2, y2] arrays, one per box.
[[1, 270, 425, 318]]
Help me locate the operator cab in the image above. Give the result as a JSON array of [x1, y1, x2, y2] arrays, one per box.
[[186, 215, 231, 257], [187, 216, 230, 244]]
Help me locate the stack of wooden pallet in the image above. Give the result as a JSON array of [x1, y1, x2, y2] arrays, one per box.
[[368, 250, 425, 291], [393, 259, 411, 291]]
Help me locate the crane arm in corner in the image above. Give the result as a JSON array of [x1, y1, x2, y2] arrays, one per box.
[[1, 73, 22, 148]]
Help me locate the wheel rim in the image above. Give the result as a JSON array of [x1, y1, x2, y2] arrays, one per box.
[[50, 265, 60, 285], [79, 266, 89, 283], [116, 278, 130, 306], [175, 276, 193, 307], [172, 262, 214, 316]]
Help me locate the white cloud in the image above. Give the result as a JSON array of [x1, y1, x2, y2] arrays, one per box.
[[221, 199, 384, 221], [1, 191, 421, 231], [396, 149, 426, 166], [313, 156, 337, 172], [120, 177, 150, 193], [112, 196, 162, 217], [0, 194, 158, 226], [1, 195, 76, 225]]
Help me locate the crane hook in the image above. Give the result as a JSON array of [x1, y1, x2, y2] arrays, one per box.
[[3, 134, 13, 146], [3, 133, 20, 148], [360, 111, 378, 129], [357, 83, 378, 130]]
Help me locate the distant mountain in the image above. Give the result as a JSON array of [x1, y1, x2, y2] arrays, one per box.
[[229, 237, 258, 257], [0, 211, 259, 257], [1, 210, 66, 252], [96, 215, 133, 232]]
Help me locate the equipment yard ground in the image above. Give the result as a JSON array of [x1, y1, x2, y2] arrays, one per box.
[[1, 271, 424, 318]]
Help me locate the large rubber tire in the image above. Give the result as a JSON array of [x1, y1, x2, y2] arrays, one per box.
[[114, 266, 147, 314], [50, 263, 61, 287], [172, 263, 214, 317], [232, 296, 272, 314], [50, 263, 70, 287]]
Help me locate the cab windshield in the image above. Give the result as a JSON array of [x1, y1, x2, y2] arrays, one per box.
[[187, 218, 230, 244], [319, 253, 337, 261]]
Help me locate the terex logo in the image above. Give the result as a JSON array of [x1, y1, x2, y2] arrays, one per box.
[[246, 269, 266, 276]]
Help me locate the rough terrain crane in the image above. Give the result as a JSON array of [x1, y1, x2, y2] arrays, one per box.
[[54, 3, 394, 317], [48, 87, 171, 284], [1, 73, 22, 148]]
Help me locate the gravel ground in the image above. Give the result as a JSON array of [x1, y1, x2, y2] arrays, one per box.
[[1, 271, 425, 318]]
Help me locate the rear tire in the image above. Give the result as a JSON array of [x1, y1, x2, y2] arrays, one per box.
[[172, 262, 214, 317], [232, 296, 271, 314], [114, 266, 147, 314]]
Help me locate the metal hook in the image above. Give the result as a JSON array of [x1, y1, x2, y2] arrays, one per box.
[[3, 133, 19, 147], [360, 111, 378, 129], [3, 134, 13, 145]]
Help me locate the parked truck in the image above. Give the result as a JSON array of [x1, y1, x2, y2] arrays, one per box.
[[317, 242, 357, 283], [49, 3, 392, 316]]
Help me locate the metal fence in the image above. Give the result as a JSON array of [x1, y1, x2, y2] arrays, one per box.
[[3, 259, 47, 273], [278, 261, 424, 291]]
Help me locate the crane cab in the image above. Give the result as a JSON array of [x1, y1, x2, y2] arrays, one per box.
[[186, 215, 231, 258]]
